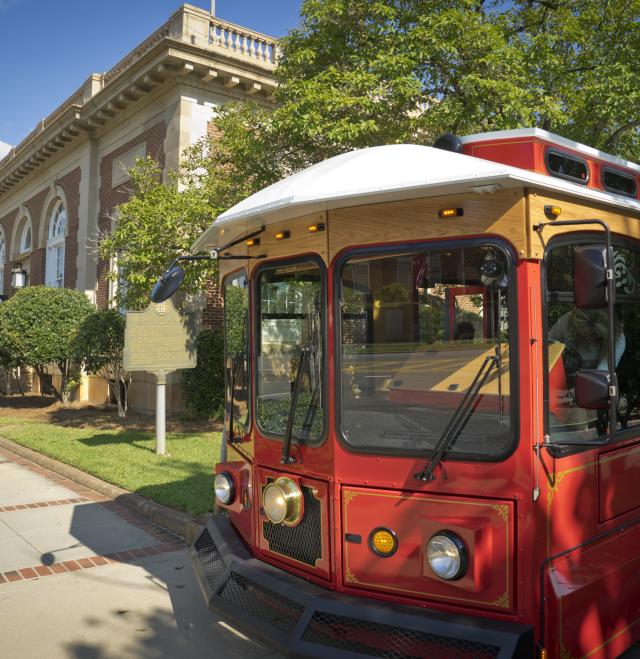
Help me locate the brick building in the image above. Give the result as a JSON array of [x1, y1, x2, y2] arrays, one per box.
[[0, 4, 277, 410]]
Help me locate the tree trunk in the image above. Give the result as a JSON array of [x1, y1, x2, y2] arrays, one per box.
[[110, 367, 130, 418], [114, 379, 125, 417], [36, 367, 62, 402], [13, 367, 26, 397], [60, 361, 71, 405]]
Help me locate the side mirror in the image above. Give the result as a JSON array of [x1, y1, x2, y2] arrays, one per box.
[[573, 245, 608, 308], [575, 369, 610, 409], [150, 265, 185, 303]]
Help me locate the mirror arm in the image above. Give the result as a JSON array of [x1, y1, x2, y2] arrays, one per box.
[[536, 219, 618, 443], [217, 254, 266, 260], [217, 226, 265, 253]]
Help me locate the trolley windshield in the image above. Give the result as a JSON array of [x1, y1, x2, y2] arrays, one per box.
[[338, 243, 513, 458]]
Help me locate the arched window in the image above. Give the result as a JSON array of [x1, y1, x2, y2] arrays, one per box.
[[19, 219, 31, 254], [46, 201, 66, 288], [0, 232, 5, 295]]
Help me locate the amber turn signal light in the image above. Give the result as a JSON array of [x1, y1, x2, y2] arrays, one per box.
[[438, 208, 463, 219], [368, 527, 398, 557]]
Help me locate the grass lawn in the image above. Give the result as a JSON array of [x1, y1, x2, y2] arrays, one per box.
[[0, 403, 220, 518]]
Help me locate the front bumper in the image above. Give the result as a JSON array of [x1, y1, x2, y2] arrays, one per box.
[[191, 515, 534, 659]]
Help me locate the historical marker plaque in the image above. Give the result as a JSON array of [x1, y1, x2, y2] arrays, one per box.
[[124, 301, 197, 374], [124, 300, 197, 455]]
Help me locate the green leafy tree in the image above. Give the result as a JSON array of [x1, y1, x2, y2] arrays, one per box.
[[509, 0, 640, 159], [103, 0, 640, 311], [74, 309, 130, 417], [99, 157, 218, 311], [0, 287, 94, 403]]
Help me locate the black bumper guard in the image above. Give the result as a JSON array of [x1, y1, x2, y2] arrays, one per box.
[[191, 515, 534, 659]]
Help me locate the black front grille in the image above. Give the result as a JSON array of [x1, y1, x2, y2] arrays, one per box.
[[218, 570, 305, 634], [302, 611, 501, 659], [194, 528, 226, 588], [263, 485, 322, 566]]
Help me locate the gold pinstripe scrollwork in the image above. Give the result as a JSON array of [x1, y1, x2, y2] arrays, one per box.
[[492, 592, 510, 609]]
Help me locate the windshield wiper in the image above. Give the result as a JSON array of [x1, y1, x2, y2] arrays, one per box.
[[282, 346, 312, 465], [414, 348, 499, 483]]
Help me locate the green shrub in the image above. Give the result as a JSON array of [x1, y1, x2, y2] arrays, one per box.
[[74, 309, 130, 417], [181, 328, 225, 419], [0, 286, 94, 403]]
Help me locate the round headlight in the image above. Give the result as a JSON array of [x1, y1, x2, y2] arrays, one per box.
[[426, 531, 468, 581], [214, 472, 235, 505], [262, 477, 303, 526]]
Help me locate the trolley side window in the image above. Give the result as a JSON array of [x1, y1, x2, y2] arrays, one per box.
[[602, 168, 637, 198], [256, 260, 325, 442], [338, 243, 513, 458], [545, 149, 589, 184], [546, 242, 640, 442], [224, 271, 250, 438]]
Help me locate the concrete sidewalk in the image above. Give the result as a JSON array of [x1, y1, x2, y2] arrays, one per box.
[[0, 445, 283, 659]]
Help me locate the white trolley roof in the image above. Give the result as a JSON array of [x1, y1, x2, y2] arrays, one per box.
[[193, 141, 640, 252]]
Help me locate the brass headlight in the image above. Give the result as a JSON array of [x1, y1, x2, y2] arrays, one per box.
[[262, 477, 303, 526]]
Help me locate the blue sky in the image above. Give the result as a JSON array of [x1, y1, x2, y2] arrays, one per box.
[[0, 0, 303, 148]]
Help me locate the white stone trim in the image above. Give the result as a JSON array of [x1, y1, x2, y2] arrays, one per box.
[[12, 206, 33, 259], [45, 198, 66, 288], [0, 224, 5, 295]]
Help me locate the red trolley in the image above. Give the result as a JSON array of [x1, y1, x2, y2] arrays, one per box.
[[158, 128, 640, 658]]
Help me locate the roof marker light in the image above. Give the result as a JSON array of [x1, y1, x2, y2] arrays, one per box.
[[246, 238, 260, 247], [308, 223, 325, 233], [439, 208, 463, 219], [275, 230, 290, 241], [544, 205, 562, 220]]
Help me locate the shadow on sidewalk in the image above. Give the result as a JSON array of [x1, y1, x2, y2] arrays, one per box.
[[35, 480, 276, 659]]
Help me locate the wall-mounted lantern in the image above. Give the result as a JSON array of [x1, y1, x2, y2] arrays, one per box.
[[11, 265, 27, 289]]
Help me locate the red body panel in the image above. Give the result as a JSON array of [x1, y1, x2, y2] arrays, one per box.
[[545, 522, 640, 658], [463, 136, 640, 198], [598, 443, 640, 523], [341, 486, 515, 612]]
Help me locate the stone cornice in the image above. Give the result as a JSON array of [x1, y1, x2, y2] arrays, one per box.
[[0, 4, 278, 198]]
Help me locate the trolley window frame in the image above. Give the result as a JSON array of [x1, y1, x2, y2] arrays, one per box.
[[601, 167, 638, 199], [223, 267, 252, 438], [544, 148, 590, 186], [253, 253, 329, 447], [333, 236, 520, 461], [542, 231, 640, 456]]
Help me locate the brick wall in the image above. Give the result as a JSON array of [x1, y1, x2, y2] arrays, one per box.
[[29, 248, 46, 286], [24, 188, 49, 249], [202, 279, 224, 328], [56, 167, 81, 289], [0, 209, 17, 295], [96, 121, 166, 308], [207, 121, 222, 140], [24, 187, 50, 286]]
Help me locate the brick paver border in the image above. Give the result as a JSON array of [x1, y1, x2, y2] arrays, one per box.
[[0, 446, 186, 586], [0, 497, 92, 512]]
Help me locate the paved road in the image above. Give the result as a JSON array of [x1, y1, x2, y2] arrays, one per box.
[[0, 446, 284, 659]]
